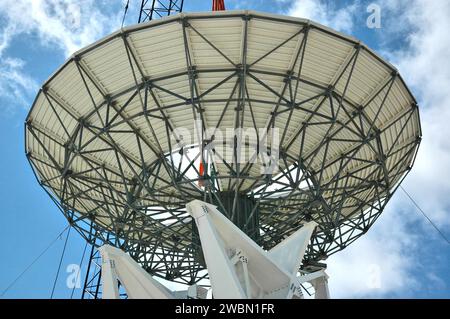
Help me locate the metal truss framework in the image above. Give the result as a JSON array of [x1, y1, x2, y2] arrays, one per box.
[[82, 233, 129, 299], [138, 0, 184, 23], [25, 12, 422, 287], [81, 242, 103, 299]]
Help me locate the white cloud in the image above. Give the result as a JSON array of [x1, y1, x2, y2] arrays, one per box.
[[0, 0, 123, 113], [0, 57, 39, 112], [330, 0, 450, 296], [283, 0, 450, 298], [384, 0, 450, 228], [286, 0, 360, 33], [0, 0, 122, 57], [327, 200, 421, 298]]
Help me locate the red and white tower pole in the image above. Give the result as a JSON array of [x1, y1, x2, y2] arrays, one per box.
[[212, 0, 226, 11]]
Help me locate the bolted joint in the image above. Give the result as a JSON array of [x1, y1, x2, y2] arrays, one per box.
[[187, 65, 198, 79], [303, 23, 311, 32], [142, 76, 152, 86], [326, 85, 334, 95], [284, 70, 294, 83], [62, 169, 73, 177], [67, 216, 76, 226], [182, 18, 190, 28]]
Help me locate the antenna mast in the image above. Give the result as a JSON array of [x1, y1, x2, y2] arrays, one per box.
[[138, 0, 184, 23]]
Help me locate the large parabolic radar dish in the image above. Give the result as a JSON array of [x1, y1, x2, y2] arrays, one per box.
[[25, 11, 421, 284]]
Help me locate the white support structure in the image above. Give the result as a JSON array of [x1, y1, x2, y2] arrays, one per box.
[[310, 273, 330, 299], [186, 200, 330, 299], [99, 245, 175, 299], [99, 245, 208, 299], [98, 199, 330, 299]]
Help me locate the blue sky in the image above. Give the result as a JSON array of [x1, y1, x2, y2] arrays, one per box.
[[0, 0, 449, 299]]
